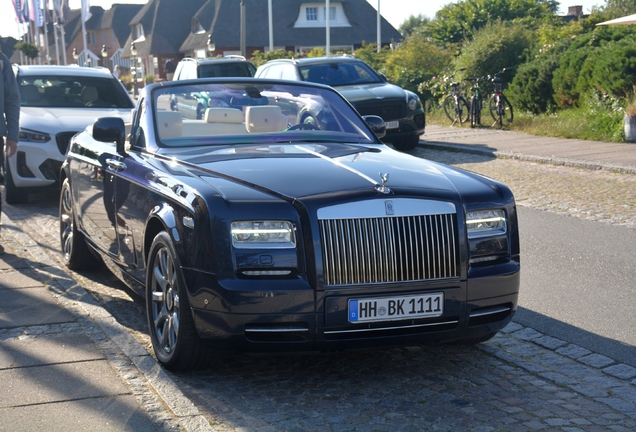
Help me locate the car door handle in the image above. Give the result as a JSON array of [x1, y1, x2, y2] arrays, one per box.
[[106, 159, 126, 171]]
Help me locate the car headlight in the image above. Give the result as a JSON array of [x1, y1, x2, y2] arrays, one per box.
[[466, 210, 507, 238], [231, 221, 296, 249], [406, 92, 421, 111], [19, 128, 51, 143]]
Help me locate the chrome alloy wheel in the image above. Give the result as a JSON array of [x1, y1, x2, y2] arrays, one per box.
[[60, 184, 74, 262], [150, 246, 181, 355]]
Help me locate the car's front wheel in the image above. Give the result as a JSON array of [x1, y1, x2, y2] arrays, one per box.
[[391, 134, 420, 152], [146, 231, 212, 371], [59, 178, 101, 270]]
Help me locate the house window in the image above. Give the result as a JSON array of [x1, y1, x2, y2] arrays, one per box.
[[87, 31, 96, 45], [306, 7, 318, 21], [134, 24, 144, 41], [324, 7, 336, 21], [295, 3, 350, 28]]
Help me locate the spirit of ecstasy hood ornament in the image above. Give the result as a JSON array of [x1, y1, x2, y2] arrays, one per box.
[[375, 172, 391, 194]]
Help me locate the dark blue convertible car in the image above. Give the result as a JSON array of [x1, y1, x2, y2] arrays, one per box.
[[59, 78, 520, 371]]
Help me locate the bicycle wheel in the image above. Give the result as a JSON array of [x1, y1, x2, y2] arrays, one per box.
[[442, 95, 457, 123], [488, 95, 502, 126], [470, 97, 478, 128], [457, 97, 469, 126], [501, 96, 514, 124]]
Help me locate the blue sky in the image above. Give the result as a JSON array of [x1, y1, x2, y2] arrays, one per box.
[[1, 0, 607, 40]]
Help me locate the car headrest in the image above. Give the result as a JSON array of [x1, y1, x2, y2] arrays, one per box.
[[245, 105, 287, 133], [156, 111, 183, 139], [21, 84, 41, 103], [81, 86, 98, 102], [204, 108, 243, 123]]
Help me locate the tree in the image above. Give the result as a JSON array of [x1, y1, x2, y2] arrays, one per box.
[[453, 21, 534, 82], [381, 34, 453, 97], [427, 0, 558, 46], [398, 14, 430, 38], [14, 41, 39, 60], [603, 0, 636, 19]]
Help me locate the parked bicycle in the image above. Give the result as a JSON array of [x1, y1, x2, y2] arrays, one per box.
[[442, 68, 469, 126], [488, 67, 514, 127], [464, 75, 488, 128]]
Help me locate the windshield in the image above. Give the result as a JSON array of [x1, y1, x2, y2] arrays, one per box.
[[18, 75, 134, 109], [198, 63, 256, 78], [299, 62, 382, 86], [152, 80, 378, 147]]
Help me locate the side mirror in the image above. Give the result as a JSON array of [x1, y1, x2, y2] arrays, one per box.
[[93, 117, 127, 155], [363, 115, 386, 139], [379, 73, 388, 82]]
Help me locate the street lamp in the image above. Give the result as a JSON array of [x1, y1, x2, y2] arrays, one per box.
[[131, 42, 138, 98], [101, 45, 108, 69], [72, 47, 79, 65], [207, 33, 215, 56]]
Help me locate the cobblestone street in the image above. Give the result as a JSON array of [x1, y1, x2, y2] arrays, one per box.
[[1, 147, 635, 431]]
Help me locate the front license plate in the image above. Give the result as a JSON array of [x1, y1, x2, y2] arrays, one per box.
[[348, 293, 444, 323], [385, 120, 399, 129]]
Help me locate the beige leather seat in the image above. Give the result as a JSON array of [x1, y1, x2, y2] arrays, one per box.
[[203, 108, 246, 134], [81, 86, 99, 105], [156, 111, 183, 139], [245, 106, 288, 133]]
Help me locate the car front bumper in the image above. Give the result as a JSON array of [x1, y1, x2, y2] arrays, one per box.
[[184, 263, 519, 352]]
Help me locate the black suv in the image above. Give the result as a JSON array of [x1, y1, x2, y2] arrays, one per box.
[[255, 56, 425, 151], [173, 56, 256, 80]]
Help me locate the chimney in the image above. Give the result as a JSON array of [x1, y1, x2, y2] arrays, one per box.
[[568, 5, 583, 17]]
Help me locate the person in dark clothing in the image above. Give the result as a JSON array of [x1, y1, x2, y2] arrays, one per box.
[[0, 51, 20, 254], [165, 59, 176, 80]]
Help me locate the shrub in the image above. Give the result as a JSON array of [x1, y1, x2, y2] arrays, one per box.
[[507, 39, 572, 114], [453, 21, 534, 83]]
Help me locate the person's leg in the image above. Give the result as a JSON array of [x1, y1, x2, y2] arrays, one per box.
[[0, 136, 4, 254]]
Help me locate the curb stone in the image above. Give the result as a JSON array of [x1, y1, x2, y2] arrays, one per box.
[[421, 140, 636, 175]]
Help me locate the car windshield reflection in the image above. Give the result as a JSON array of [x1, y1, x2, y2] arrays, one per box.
[[154, 81, 376, 147]]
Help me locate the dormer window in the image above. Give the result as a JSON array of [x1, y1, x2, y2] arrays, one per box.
[[306, 7, 318, 21], [133, 23, 145, 41], [295, 2, 350, 28]]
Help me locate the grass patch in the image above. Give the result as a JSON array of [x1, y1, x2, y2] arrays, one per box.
[[425, 102, 625, 143]]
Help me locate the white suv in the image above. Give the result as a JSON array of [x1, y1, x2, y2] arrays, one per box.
[[8, 65, 134, 204]]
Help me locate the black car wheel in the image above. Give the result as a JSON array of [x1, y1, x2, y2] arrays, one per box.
[[147, 232, 212, 371], [59, 178, 100, 270], [4, 160, 28, 204], [391, 135, 420, 152]]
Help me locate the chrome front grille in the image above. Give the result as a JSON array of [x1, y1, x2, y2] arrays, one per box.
[[319, 213, 459, 286]]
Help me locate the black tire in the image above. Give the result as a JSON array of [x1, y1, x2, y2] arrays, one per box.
[[501, 96, 514, 124], [392, 134, 420, 151], [4, 161, 28, 204], [456, 97, 470, 125], [59, 178, 101, 270], [488, 95, 502, 126], [470, 97, 478, 128], [489, 95, 513, 127], [444, 96, 469, 126], [146, 232, 212, 371], [442, 95, 457, 123]]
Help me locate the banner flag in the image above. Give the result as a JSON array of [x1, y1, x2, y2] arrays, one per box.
[[81, 0, 91, 23]]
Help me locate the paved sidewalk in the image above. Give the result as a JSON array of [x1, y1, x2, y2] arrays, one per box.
[[423, 124, 636, 174], [0, 213, 212, 432]]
